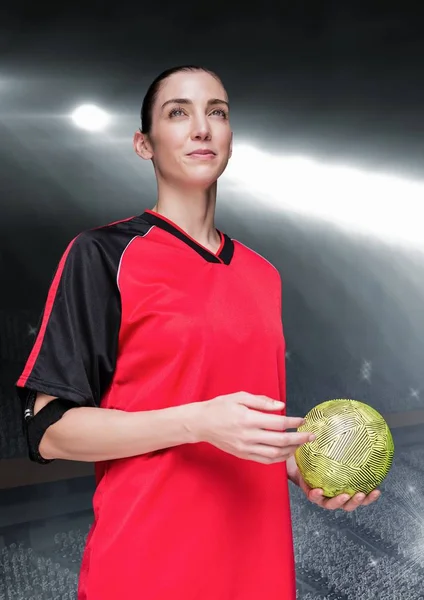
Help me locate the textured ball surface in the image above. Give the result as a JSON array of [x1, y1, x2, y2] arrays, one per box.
[[295, 399, 394, 498]]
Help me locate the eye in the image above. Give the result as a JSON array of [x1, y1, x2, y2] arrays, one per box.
[[169, 107, 186, 118], [211, 108, 228, 118]]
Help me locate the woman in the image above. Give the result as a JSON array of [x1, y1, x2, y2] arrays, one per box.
[[16, 65, 380, 600]]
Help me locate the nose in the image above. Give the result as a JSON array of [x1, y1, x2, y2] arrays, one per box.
[[190, 114, 212, 141]]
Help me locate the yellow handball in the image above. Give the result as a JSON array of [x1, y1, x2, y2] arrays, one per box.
[[295, 399, 394, 498]]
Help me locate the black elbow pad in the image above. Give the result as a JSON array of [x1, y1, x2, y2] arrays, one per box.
[[23, 390, 76, 464]]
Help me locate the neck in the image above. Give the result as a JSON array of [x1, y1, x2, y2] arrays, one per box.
[[150, 180, 220, 250]]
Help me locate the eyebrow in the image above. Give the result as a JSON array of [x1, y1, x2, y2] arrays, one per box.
[[161, 98, 230, 111]]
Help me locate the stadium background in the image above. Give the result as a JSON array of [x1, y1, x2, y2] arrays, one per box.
[[1, 3, 424, 599]]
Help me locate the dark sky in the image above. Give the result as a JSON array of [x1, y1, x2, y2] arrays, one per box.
[[1, 2, 424, 403], [1, 2, 423, 175], [1, 3, 423, 251]]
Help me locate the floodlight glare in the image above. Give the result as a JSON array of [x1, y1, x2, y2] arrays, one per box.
[[226, 143, 424, 251], [71, 104, 110, 132]]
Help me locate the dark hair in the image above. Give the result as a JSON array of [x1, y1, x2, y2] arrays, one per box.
[[140, 65, 222, 135]]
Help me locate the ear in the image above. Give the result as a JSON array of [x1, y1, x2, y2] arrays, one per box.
[[133, 130, 154, 160]]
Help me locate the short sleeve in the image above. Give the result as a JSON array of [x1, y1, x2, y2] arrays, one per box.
[[16, 231, 121, 408]]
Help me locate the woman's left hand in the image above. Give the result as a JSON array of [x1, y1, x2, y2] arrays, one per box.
[[286, 455, 381, 511]]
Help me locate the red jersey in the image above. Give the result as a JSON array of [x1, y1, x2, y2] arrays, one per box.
[[16, 210, 296, 600]]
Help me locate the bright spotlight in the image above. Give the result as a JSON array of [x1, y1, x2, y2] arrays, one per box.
[[71, 104, 110, 132], [225, 143, 424, 251]]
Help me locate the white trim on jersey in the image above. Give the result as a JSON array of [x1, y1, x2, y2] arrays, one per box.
[[116, 226, 155, 292]]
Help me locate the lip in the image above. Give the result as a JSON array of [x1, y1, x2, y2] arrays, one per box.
[[187, 149, 216, 156]]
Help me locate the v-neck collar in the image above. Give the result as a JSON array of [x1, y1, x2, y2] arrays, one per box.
[[140, 210, 234, 265]]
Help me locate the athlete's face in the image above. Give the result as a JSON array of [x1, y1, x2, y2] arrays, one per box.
[[136, 70, 232, 188]]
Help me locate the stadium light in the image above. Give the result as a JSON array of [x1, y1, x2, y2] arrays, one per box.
[[70, 104, 110, 132], [225, 143, 424, 251]]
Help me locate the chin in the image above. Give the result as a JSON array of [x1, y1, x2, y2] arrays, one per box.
[[187, 162, 228, 186], [187, 176, 220, 190], [180, 169, 221, 189]]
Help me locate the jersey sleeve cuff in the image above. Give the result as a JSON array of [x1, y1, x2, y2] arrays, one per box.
[[16, 378, 92, 406]]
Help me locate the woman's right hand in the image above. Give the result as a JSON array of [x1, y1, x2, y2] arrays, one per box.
[[194, 391, 315, 465]]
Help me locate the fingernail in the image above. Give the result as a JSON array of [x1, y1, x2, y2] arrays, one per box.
[[309, 434, 316, 442]]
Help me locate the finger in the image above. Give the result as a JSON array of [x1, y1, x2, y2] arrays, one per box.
[[283, 416, 310, 429], [321, 494, 352, 510], [361, 490, 381, 506], [272, 431, 316, 446], [246, 443, 301, 460], [246, 453, 283, 465], [342, 493, 367, 512], [246, 452, 298, 465], [307, 489, 346, 509], [307, 489, 326, 505], [241, 394, 285, 412], [250, 430, 308, 448], [254, 413, 306, 431]]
